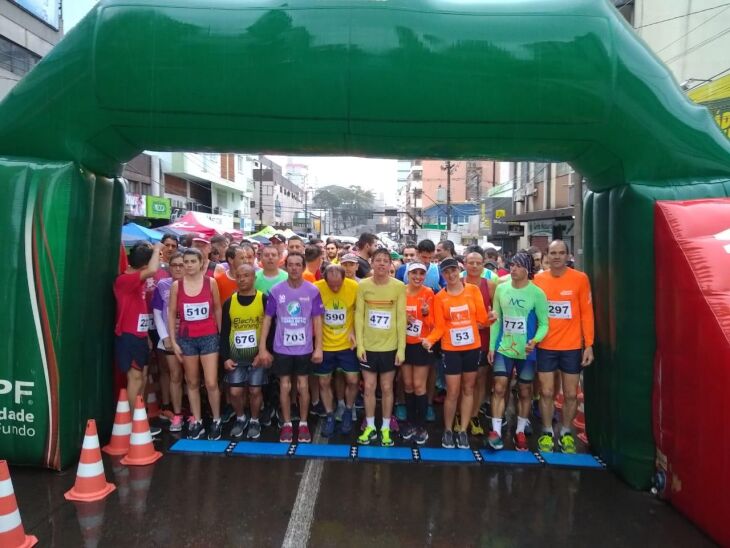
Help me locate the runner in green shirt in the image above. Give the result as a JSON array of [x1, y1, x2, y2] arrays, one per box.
[[487, 252, 549, 451]]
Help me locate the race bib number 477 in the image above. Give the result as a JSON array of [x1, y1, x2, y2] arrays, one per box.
[[368, 310, 392, 329]]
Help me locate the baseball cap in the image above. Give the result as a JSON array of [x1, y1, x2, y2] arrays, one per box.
[[269, 234, 286, 244], [438, 258, 460, 273], [192, 236, 210, 244], [390, 251, 402, 260], [407, 262, 427, 273], [340, 253, 359, 264]]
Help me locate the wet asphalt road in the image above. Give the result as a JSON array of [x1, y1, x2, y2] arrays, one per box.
[[8, 417, 713, 548]]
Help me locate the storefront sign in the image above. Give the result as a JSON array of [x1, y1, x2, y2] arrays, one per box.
[[146, 196, 171, 219], [528, 220, 554, 237]]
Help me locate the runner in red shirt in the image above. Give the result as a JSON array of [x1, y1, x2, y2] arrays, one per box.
[[114, 242, 162, 419]]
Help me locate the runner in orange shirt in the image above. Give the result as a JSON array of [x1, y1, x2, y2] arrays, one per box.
[[533, 240, 594, 454], [215, 246, 247, 302], [423, 258, 489, 449], [400, 262, 435, 445]]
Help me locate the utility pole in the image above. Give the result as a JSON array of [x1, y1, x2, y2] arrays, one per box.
[[441, 160, 455, 231], [258, 154, 264, 225]]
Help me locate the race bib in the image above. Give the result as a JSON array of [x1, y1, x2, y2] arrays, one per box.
[[184, 302, 210, 321], [503, 316, 526, 334], [368, 310, 392, 329], [406, 319, 423, 337], [234, 330, 257, 349], [283, 327, 306, 346], [450, 326, 474, 347], [137, 314, 153, 332], [548, 301, 572, 319], [324, 308, 346, 326]]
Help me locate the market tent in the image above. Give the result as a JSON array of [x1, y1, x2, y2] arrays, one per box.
[[122, 222, 164, 244], [161, 212, 225, 238]]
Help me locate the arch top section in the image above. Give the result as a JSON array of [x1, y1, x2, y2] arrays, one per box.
[[0, 0, 728, 190]]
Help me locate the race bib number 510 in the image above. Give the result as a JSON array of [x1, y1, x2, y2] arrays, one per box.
[[368, 310, 392, 329], [184, 302, 209, 321]]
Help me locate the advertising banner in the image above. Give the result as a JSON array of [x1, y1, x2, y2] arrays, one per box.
[[0, 159, 122, 468], [10, 0, 60, 29], [146, 196, 171, 219]]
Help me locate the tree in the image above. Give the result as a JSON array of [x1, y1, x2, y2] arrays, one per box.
[[313, 184, 375, 232]]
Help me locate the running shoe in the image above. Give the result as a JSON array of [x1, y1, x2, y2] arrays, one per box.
[[389, 416, 400, 433], [355, 393, 364, 409], [311, 400, 327, 418], [150, 425, 162, 438], [334, 401, 345, 422], [358, 425, 377, 445], [208, 419, 223, 441], [340, 409, 353, 435], [322, 415, 336, 438], [487, 431, 503, 450], [479, 401, 490, 417], [538, 433, 555, 452], [414, 428, 429, 446], [426, 405, 436, 423], [246, 420, 261, 440], [260, 405, 274, 427], [381, 428, 394, 447], [169, 414, 184, 433], [279, 424, 293, 443], [513, 432, 529, 451], [230, 417, 249, 439], [456, 431, 470, 449], [469, 416, 485, 436], [559, 432, 577, 454], [524, 419, 533, 436], [441, 430, 455, 449], [221, 404, 236, 424], [298, 423, 312, 443], [159, 406, 174, 422], [401, 424, 417, 440], [187, 419, 205, 440], [395, 404, 407, 422]]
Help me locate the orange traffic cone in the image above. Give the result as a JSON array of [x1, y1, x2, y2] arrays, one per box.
[[102, 389, 132, 456], [0, 460, 38, 548], [120, 396, 162, 466], [72, 499, 107, 548], [64, 420, 116, 502], [146, 389, 161, 419]]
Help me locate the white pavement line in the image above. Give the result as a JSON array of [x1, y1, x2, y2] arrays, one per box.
[[281, 424, 325, 548]]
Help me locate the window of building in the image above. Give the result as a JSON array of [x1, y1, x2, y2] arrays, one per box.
[[237, 155, 246, 174], [0, 37, 41, 77]]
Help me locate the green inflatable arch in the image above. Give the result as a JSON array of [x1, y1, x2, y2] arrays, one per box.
[[0, 0, 728, 486]]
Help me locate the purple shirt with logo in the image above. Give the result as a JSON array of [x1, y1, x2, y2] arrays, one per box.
[[265, 280, 324, 355]]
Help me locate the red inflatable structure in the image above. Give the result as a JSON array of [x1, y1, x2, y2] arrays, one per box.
[[654, 199, 730, 547]]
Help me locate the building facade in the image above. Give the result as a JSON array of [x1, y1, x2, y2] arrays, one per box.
[[252, 156, 304, 229], [1, 0, 62, 100]]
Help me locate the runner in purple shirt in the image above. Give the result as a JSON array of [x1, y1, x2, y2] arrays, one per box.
[[258, 252, 324, 444]]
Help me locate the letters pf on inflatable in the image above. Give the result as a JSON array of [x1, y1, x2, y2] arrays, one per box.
[[0, 0, 728, 525]]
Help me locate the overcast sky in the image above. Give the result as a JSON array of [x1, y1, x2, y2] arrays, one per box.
[[63, 2, 399, 205]]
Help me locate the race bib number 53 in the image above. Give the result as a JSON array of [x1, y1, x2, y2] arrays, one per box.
[[368, 310, 392, 329]]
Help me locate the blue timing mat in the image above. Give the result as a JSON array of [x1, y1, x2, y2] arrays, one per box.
[[539, 452, 604, 469], [294, 444, 352, 459], [168, 439, 230, 454], [419, 448, 478, 463], [357, 446, 414, 462], [479, 449, 541, 466], [232, 441, 290, 457]]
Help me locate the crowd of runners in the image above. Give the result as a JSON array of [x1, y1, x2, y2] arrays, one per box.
[[114, 231, 594, 453]]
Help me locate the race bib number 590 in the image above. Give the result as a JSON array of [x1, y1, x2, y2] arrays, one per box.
[[368, 310, 392, 329]]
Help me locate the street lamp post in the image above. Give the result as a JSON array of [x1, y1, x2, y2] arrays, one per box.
[[441, 160, 455, 231]]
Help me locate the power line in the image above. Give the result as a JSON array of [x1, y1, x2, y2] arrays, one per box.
[[634, 3, 730, 29], [663, 26, 730, 64], [655, 5, 730, 55]]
